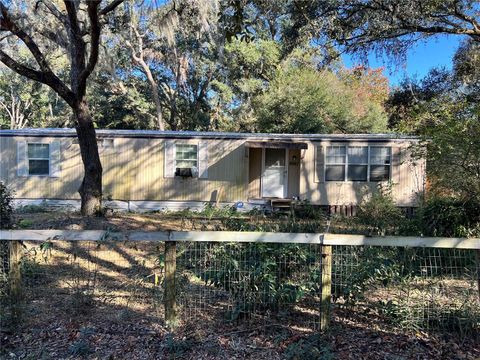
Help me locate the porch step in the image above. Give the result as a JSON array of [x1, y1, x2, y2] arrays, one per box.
[[269, 198, 295, 211]]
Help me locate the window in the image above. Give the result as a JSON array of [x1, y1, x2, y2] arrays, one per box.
[[325, 146, 346, 181], [175, 144, 198, 169], [28, 143, 50, 175], [370, 146, 391, 181], [99, 138, 114, 148], [347, 146, 368, 181], [322, 145, 391, 182]]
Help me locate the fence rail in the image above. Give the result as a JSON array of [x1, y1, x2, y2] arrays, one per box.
[[1, 230, 479, 248], [1, 230, 479, 337]]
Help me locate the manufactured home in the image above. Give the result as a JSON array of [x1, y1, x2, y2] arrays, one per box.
[[0, 129, 425, 212]]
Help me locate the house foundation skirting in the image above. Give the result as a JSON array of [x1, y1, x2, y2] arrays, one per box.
[[12, 198, 268, 213]]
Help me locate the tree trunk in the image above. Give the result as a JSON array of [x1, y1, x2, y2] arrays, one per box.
[[74, 100, 103, 216], [143, 66, 164, 131]]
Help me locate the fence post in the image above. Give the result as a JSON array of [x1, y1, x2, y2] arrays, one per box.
[[9, 240, 22, 301], [164, 240, 178, 328], [476, 250, 480, 301], [320, 244, 332, 331]]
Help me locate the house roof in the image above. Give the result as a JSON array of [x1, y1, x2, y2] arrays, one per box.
[[0, 128, 421, 141]]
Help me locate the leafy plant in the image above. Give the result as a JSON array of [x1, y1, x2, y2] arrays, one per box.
[[17, 219, 34, 229], [69, 339, 92, 357], [0, 181, 14, 229], [182, 242, 320, 319], [284, 334, 334, 360], [417, 196, 480, 237], [16, 204, 48, 214], [357, 183, 405, 235]]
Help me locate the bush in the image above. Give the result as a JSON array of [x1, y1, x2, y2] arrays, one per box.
[[356, 184, 404, 235], [0, 181, 14, 229], [284, 334, 333, 360], [418, 196, 480, 237]]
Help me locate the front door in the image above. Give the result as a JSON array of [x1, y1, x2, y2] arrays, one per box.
[[262, 148, 286, 198]]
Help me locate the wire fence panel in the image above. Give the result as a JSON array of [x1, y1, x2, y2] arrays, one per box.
[[0, 238, 479, 339], [0, 240, 165, 333], [331, 246, 479, 335], [176, 242, 323, 331]]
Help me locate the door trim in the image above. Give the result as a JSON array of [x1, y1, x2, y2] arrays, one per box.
[[260, 148, 288, 198]]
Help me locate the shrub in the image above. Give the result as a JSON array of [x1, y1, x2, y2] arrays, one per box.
[[293, 200, 326, 220], [356, 184, 404, 235], [284, 334, 333, 360], [418, 196, 480, 237], [0, 181, 14, 229]]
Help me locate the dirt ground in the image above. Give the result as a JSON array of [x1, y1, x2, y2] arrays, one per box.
[[14, 211, 207, 231], [1, 211, 479, 359], [2, 303, 479, 359]]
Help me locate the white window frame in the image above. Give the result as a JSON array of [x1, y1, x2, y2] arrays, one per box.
[[325, 145, 347, 182], [323, 145, 392, 182], [175, 143, 199, 169], [27, 142, 51, 176], [347, 146, 369, 182], [369, 146, 392, 182]]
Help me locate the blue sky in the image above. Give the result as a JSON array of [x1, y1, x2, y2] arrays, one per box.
[[342, 35, 463, 87]]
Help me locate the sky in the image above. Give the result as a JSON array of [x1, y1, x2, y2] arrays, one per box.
[[342, 35, 463, 87]]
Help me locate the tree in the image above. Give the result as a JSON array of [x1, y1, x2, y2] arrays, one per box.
[[283, 0, 480, 60], [0, 0, 125, 215], [387, 41, 480, 200], [120, 0, 222, 131], [253, 61, 389, 134], [453, 39, 480, 102], [124, 6, 167, 130]]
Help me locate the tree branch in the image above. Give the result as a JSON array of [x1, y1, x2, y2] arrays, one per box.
[[0, 1, 54, 73], [100, 0, 125, 16], [77, 0, 101, 97], [0, 49, 75, 106], [35, 0, 68, 27]]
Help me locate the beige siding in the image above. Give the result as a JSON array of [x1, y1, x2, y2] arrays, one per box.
[[1, 136, 248, 202], [287, 149, 300, 198], [0, 135, 425, 206], [248, 148, 262, 199], [300, 140, 425, 206]]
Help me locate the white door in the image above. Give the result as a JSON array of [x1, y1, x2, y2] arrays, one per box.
[[262, 148, 286, 198]]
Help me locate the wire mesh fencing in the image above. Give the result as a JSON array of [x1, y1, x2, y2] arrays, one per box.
[[0, 236, 479, 339], [0, 240, 165, 332], [331, 246, 480, 336], [176, 242, 323, 331]]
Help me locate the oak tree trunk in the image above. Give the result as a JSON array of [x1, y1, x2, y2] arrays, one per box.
[[74, 100, 103, 216]]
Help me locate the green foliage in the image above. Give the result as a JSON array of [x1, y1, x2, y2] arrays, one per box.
[[17, 219, 34, 229], [287, 0, 479, 63], [16, 204, 48, 214], [292, 200, 326, 221], [389, 44, 480, 202], [417, 197, 480, 237], [0, 181, 14, 229], [253, 58, 389, 134], [183, 242, 320, 319], [284, 334, 334, 360], [164, 333, 194, 359], [356, 184, 405, 235], [69, 339, 92, 357], [422, 102, 480, 201]]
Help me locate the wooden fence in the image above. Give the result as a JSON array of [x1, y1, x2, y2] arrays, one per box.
[[1, 230, 479, 331]]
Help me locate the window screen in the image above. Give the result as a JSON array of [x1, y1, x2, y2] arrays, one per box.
[[325, 146, 346, 181], [369, 147, 391, 181], [175, 144, 198, 168], [28, 143, 50, 175], [347, 146, 368, 181]]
